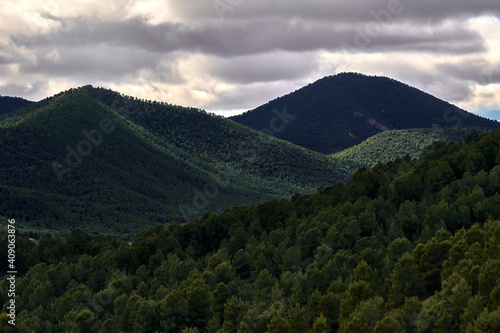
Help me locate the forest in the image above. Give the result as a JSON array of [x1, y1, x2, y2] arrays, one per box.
[[331, 127, 489, 173], [1, 129, 500, 332], [0, 86, 353, 239], [232, 73, 500, 154], [0, 97, 33, 116]]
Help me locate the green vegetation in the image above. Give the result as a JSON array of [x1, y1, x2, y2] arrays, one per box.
[[0, 96, 33, 116], [3, 129, 500, 332], [232, 72, 500, 154], [0, 86, 353, 239], [1, 81, 492, 239], [331, 127, 490, 172]]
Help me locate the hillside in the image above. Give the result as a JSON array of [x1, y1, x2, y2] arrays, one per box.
[[232, 72, 500, 154], [331, 127, 489, 172], [0, 86, 352, 238], [3, 129, 500, 332], [0, 96, 33, 116]]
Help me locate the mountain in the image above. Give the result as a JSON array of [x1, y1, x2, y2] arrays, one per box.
[[0, 96, 33, 115], [331, 127, 490, 172], [231, 72, 500, 154], [4, 129, 500, 332], [0, 86, 352, 238]]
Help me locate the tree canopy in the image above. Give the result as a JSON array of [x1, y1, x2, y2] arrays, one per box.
[[2, 129, 500, 332]]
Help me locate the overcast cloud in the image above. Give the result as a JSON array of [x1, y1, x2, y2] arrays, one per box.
[[0, 0, 499, 117]]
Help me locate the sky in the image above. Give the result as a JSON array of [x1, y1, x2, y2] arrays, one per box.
[[0, 1, 499, 118]]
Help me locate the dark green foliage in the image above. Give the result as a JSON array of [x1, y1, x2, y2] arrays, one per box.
[[3, 129, 500, 331], [232, 72, 500, 154], [331, 127, 490, 172], [1, 84, 486, 240], [0, 86, 354, 238], [0, 96, 33, 116]]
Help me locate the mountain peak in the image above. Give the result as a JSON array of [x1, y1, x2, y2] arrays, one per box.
[[232, 73, 499, 154]]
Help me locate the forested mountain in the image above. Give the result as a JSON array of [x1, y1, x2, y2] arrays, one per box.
[[0, 86, 353, 239], [0, 96, 33, 116], [331, 127, 490, 172], [232, 73, 500, 154], [2, 129, 500, 332]]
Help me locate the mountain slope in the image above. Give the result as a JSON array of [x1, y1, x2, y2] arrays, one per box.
[[0, 86, 352, 238], [4, 129, 500, 331], [0, 96, 33, 115], [232, 72, 500, 154], [331, 127, 489, 172], [81, 86, 353, 188]]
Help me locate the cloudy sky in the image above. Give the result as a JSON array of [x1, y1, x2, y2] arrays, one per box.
[[0, 0, 499, 118]]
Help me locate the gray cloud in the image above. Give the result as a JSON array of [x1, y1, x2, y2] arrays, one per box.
[[23, 45, 163, 81], [0, 81, 47, 100], [436, 61, 500, 85], [19, 17, 486, 57], [0, 0, 499, 116], [166, 0, 500, 24], [208, 52, 318, 84]]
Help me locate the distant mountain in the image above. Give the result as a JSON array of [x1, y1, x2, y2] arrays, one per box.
[[0, 86, 352, 238], [331, 127, 489, 172], [0, 96, 33, 115], [232, 73, 500, 154]]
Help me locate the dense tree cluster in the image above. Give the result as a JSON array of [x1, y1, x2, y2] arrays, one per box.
[[232, 72, 500, 154], [83, 86, 352, 187], [0, 86, 352, 238], [2, 130, 500, 332], [0, 96, 33, 116], [332, 127, 489, 173]]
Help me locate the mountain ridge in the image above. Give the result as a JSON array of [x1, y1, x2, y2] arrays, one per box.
[[232, 72, 500, 154], [0, 85, 353, 238], [4, 127, 500, 331], [0, 96, 33, 116]]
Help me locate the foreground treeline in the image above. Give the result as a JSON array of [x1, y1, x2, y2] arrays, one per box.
[[2, 130, 500, 332]]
